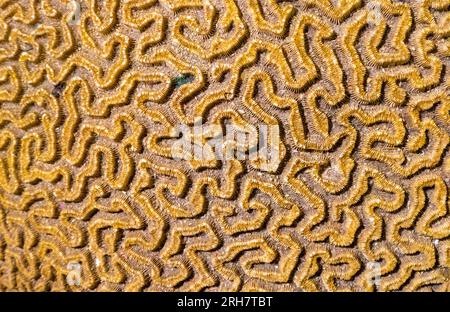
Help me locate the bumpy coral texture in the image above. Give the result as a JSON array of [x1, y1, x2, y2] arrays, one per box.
[[0, 0, 449, 291]]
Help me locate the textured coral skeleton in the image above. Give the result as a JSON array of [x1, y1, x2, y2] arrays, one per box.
[[0, 0, 449, 292]]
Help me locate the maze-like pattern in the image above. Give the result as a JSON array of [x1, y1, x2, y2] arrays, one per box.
[[0, 0, 449, 292]]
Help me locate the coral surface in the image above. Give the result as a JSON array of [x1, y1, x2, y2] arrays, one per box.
[[0, 0, 449, 291]]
